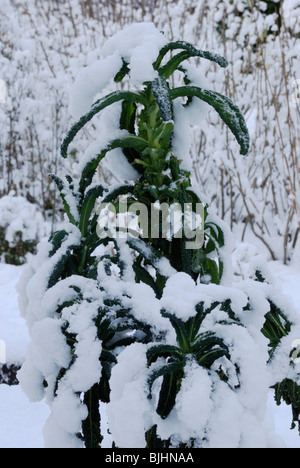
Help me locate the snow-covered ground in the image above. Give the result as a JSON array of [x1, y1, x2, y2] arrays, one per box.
[[1, 257, 300, 448], [0, 264, 49, 448]]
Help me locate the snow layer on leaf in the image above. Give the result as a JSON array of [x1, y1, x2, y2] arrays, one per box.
[[97, 261, 171, 335], [17, 315, 71, 404], [17, 359, 45, 403], [17, 224, 81, 327], [43, 414, 84, 449], [43, 387, 87, 448], [161, 272, 200, 321], [77, 129, 129, 175], [204, 375, 281, 448], [27, 317, 71, 377], [161, 272, 248, 321], [204, 377, 244, 448], [176, 360, 213, 434], [61, 298, 103, 393], [17, 240, 53, 324], [172, 63, 211, 172], [183, 62, 211, 124], [69, 22, 168, 121], [107, 343, 152, 448], [235, 279, 271, 331], [101, 22, 168, 86], [213, 322, 270, 412], [105, 148, 140, 182], [69, 54, 123, 120], [268, 324, 300, 387]]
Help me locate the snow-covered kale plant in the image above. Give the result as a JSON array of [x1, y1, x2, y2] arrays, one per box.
[[18, 23, 300, 449]]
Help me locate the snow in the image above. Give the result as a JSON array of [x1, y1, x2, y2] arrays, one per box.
[[61, 299, 103, 393], [105, 148, 140, 182], [68, 22, 168, 121], [0, 385, 49, 449], [161, 272, 201, 321], [1, 0, 299, 266], [17, 225, 82, 327], [171, 64, 211, 173], [175, 361, 213, 436], [69, 54, 123, 120], [106, 343, 152, 448], [0, 264, 28, 365], [0, 196, 50, 249], [101, 22, 168, 85], [0, 10, 300, 448], [1, 255, 300, 448]]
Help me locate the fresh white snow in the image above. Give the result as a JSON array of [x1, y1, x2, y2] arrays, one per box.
[[0, 0, 299, 450], [1, 256, 300, 448]]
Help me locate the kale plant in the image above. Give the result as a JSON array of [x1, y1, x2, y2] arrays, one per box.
[[18, 23, 300, 449]]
